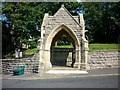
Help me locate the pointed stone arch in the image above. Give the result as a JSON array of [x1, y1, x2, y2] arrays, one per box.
[[43, 24, 81, 69], [45, 24, 80, 50]]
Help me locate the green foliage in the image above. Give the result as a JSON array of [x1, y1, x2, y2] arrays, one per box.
[[81, 2, 120, 43], [24, 48, 37, 55], [2, 2, 120, 57], [56, 35, 71, 46], [22, 37, 39, 49]]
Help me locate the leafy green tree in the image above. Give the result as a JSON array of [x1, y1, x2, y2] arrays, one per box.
[[2, 2, 120, 57], [80, 2, 120, 43], [2, 2, 79, 55]]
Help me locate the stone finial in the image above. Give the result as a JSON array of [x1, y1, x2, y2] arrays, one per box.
[[42, 13, 49, 27], [61, 4, 64, 7], [79, 13, 85, 27]]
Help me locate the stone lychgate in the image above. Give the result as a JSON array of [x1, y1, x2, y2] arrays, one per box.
[[37, 5, 89, 71]]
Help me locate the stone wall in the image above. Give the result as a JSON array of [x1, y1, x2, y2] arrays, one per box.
[[2, 54, 39, 75], [2, 49, 119, 75], [88, 49, 120, 70]]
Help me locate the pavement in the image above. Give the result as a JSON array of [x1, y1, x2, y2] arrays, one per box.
[[1, 67, 120, 80]]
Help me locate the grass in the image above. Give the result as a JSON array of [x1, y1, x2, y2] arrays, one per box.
[[89, 43, 120, 52], [5, 48, 37, 57], [23, 43, 120, 54], [24, 48, 37, 55], [4, 43, 119, 58], [54, 45, 73, 48]]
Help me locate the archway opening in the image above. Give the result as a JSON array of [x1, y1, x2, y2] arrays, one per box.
[[50, 29, 76, 67]]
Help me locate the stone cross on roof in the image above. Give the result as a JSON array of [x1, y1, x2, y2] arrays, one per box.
[[61, 4, 64, 7]]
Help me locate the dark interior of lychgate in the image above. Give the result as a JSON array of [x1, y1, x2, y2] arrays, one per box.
[[50, 29, 76, 67]]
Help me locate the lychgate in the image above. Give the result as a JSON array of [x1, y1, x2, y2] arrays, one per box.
[[37, 5, 89, 72]]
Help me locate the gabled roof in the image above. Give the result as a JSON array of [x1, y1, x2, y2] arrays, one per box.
[[42, 5, 82, 29], [54, 5, 81, 27]]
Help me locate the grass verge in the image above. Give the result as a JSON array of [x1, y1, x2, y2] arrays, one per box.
[[89, 43, 120, 52], [23, 43, 120, 54], [24, 48, 37, 55]]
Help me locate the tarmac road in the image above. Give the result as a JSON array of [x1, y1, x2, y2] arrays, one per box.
[[2, 75, 119, 88], [2, 68, 119, 88]]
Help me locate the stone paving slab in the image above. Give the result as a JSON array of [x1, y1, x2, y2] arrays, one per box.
[[46, 70, 88, 74]]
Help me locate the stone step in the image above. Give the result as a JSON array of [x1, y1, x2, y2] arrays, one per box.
[[50, 66, 78, 70], [46, 70, 88, 74]]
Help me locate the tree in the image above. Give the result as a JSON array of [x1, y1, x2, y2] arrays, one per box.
[[2, 2, 41, 50], [79, 2, 120, 43], [2, 2, 120, 56], [2, 2, 80, 56]]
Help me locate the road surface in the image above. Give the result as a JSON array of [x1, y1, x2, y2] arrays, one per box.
[[2, 68, 119, 88]]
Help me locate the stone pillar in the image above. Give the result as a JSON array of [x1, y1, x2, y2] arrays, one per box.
[[37, 39, 45, 73], [44, 49, 52, 70], [78, 48, 81, 69], [37, 39, 43, 62], [79, 13, 89, 70], [81, 38, 89, 70], [84, 47, 89, 69], [74, 47, 81, 69], [66, 52, 72, 66], [73, 49, 77, 68], [79, 13, 85, 38]]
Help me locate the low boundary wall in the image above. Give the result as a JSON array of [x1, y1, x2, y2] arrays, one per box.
[[88, 49, 119, 69], [1, 58, 39, 74], [1, 49, 119, 74]]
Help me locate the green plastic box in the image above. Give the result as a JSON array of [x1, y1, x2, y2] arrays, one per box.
[[13, 66, 25, 75]]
